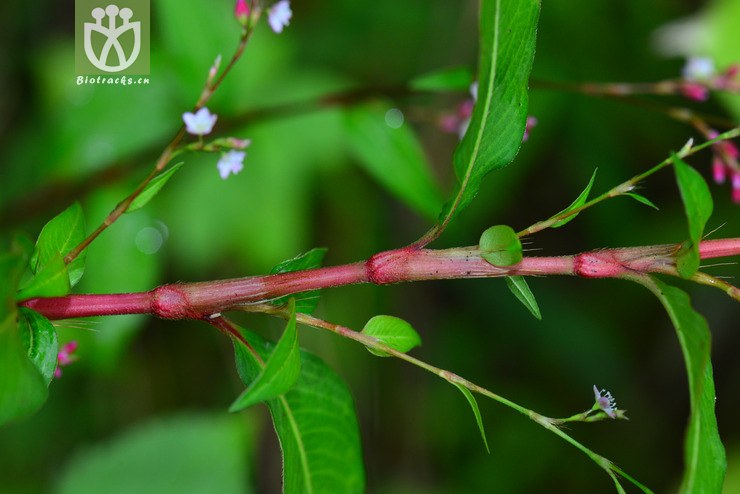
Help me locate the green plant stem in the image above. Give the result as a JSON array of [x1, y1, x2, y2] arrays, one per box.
[[531, 77, 740, 98], [19, 238, 740, 320], [249, 305, 652, 493], [6, 75, 737, 230], [63, 25, 255, 265], [690, 271, 740, 301], [518, 127, 740, 237]]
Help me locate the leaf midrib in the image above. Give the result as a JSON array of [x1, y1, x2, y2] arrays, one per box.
[[279, 394, 313, 494], [442, 0, 501, 227]]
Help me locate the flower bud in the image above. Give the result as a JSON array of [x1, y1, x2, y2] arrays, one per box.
[[235, 0, 250, 26]]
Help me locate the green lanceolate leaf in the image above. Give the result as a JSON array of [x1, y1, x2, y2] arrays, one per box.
[[452, 383, 490, 454], [437, 0, 540, 225], [16, 254, 71, 301], [19, 308, 59, 384], [271, 248, 328, 314], [230, 301, 300, 412], [673, 155, 713, 279], [361, 315, 421, 357], [344, 103, 443, 218], [479, 224, 522, 266], [232, 326, 365, 493], [410, 66, 474, 92], [505, 276, 541, 320], [551, 169, 598, 228], [0, 239, 49, 426], [636, 276, 725, 493], [30, 201, 86, 286], [625, 192, 659, 210], [127, 162, 184, 213]]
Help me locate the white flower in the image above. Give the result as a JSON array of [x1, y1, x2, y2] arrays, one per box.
[[682, 57, 715, 82], [593, 385, 618, 419], [268, 0, 292, 33], [217, 150, 246, 179], [183, 107, 218, 136]]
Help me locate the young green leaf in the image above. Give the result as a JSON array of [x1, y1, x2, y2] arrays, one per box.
[[551, 169, 598, 228], [30, 201, 86, 286], [19, 308, 59, 384], [126, 162, 184, 213], [230, 301, 300, 412], [625, 192, 659, 210], [271, 247, 328, 314], [232, 326, 365, 493], [410, 66, 473, 92], [361, 315, 421, 357], [437, 0, 540, 225], [636, 276, 725, 493], [16, 254, 71, 301], [0, 242, 49, 426], [505, 276, 541, 320], [345, 103, 443, 219], [452, 383, 490, 454], [673, 155, 713, 279], [479, 225, 522, 266], [271, 247, 328, 274]]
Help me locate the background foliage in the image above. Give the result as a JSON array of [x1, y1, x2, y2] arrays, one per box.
[[1, 0, 739, 492]]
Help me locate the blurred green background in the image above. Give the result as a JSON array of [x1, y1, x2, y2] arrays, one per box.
[[1, 0, 739, 492]]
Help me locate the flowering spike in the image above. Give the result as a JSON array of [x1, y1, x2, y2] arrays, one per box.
[[268, 1, 292, 33], [217, 150, 247, 179], [235, 0, 250, 25], [183, 107, 218, 136]]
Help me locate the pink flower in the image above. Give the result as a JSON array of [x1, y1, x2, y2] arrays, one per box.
[[235, 0, 250, 24], [714, 63, 740, 90], [724, 139, 739, 160], [593, 385, 618, 419], [268, 1, 292, 34], [707, 129, 739, 193], [217, 150, 246, 179], [183, 107, 217, 136], [712, 158, 727, 185], [54, 341, 79, 379], [732, 171, 740, 204], [680, 82, 709, 102], [523, 115, 538, 142], [438, 114, 460, 134]]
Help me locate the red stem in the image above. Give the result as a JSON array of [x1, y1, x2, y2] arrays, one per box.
[[19, 239, 740, 321]]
